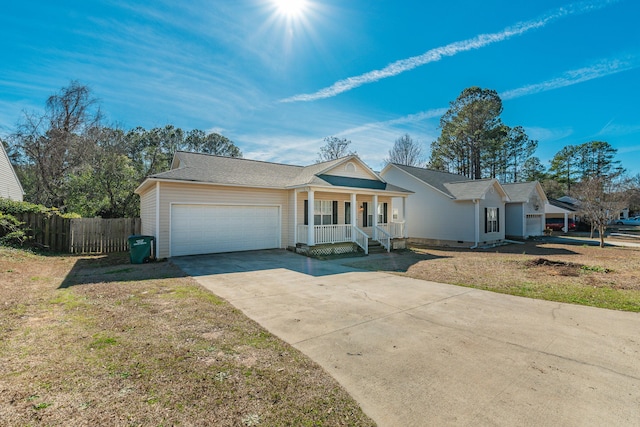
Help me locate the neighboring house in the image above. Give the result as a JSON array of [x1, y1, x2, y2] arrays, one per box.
[[0, 143, 24, 201], [545, 198, 578, 232], [380, 164, 509, 248], [502, 181, 548, 239], [617, 208, 630, 221], [135, 152, 411, 258]]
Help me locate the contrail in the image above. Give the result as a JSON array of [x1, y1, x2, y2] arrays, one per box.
[[336, 53, 638, 136], [500, 55, 639, 100], [280, 0, 620, 103]]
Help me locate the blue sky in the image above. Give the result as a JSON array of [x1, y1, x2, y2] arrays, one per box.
[[1, 0, 639, 174]]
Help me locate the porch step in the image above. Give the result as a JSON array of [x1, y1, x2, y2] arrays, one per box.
[[367, 239, 387, 254]]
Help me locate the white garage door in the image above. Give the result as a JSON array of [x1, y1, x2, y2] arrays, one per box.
[[171, 204, 280, 256], [526, 214, 543, 237]]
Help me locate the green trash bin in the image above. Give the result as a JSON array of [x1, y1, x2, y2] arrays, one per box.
[[128, 235, 155, 264]]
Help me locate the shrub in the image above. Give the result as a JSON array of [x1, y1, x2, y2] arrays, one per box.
[[0, 212, 29, 245], [0, 199, 79, 247], [0, 198, 50, 215], [0, 198, 80, 217]]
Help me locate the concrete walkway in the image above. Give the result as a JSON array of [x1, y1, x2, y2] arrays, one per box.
[[173, 250, 640, 426]]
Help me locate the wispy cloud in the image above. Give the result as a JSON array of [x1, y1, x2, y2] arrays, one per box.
[[280, 0, 620, 103], [500, 54, 640, 100], [349, 54, 639, 131], [324, 52, 638, 156]]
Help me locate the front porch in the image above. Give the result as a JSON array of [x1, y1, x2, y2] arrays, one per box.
[[292, 188, 408, 255]]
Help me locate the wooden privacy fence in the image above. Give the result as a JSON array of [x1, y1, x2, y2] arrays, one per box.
[[70, 217, 141, 254], [15, 214, 141, 254]]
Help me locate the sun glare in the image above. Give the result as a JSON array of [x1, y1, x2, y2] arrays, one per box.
[[273, 0, 308, 18]]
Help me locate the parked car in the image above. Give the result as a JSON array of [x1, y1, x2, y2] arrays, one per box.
[[545, 218, 576, 231], [614, 216, 640, 226]]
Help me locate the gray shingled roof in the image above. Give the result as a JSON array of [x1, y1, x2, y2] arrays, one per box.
[[149, 152, 410, 193], [391, 164, 493, 198], [444, 179, 500, 200], [548, 198, 579, 211], [152, 152, 303, 187], [502, 182, 538, 203]]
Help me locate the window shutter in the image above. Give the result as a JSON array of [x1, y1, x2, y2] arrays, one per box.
[[363, 202, 368, 227], [332, 201, 338, 224], [484, 207, 488, 233], [345, 202, 351, 224], [497, 208, 500, 232], [304, 200, 308, 225], [383, 202, 388, 223]]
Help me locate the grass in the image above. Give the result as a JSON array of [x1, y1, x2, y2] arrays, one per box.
[[345, 238, 640, 312], [0, 247, 375, 426]]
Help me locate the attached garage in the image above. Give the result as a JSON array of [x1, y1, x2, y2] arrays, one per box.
[[170, 204, 281, 257], [136, 152, 411, 258], [525, 214, 544, 237]]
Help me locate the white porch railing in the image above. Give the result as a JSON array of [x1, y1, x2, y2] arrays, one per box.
[[298, 224, 369, 254], [377, 221, 405, 238], [353, 226, 369, 254], [297, 224, 353, 245], [374, 226, 391, 252]]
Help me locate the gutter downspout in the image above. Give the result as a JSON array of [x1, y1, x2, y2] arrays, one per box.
[[470, 199, 480, 249]]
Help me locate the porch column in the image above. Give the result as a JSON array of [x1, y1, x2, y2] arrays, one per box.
[[563, 213, 568, 233], [351, 192, 357, 242], [402, 196, 408, 238], [372, 194, 378, 239], [307, 190, 315, 246], [293, 190, 298, 244]]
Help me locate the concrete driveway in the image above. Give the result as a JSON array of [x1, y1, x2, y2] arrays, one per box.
[[173, 250, 640, 426]]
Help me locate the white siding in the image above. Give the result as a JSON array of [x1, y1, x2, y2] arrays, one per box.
[[383, 166, 506, 245], [478, 187, 506, 242], [506, 189, 545, 238], [139, 185, 156, 237], [0, 144, 23, 201], [383, 167, 476, 243], [323, 161, 379, 180], [156, 182, 289, 258]]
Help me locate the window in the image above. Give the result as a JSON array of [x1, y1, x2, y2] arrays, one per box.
[[345, 202, 351, 224], [377, 202, 388, 224], [485, 207, 499, 233], [314, 200, 334, 225], [362, 202, 370, 227]]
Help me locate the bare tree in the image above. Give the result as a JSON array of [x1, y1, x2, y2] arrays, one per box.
[[573, 176, 628, 248], [317, 136, 355, 162], [12, 81, 101, 208], [385, 134, 423, 166]]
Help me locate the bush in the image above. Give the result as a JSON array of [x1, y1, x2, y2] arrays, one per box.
[[0, 198, 50, 215], [0, 212, 29, 246], [0, 199, 79, 247], [0, 198, 80, 218]]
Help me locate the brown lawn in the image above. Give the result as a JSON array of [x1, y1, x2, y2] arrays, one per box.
[[0, 247, 375, 427], [345, 238, 640, 312]]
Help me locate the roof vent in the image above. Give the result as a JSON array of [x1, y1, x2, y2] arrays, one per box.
[[345, 162, 356, 172]]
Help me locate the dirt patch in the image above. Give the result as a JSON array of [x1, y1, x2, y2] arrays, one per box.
[[524, 258, 583, 277]]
